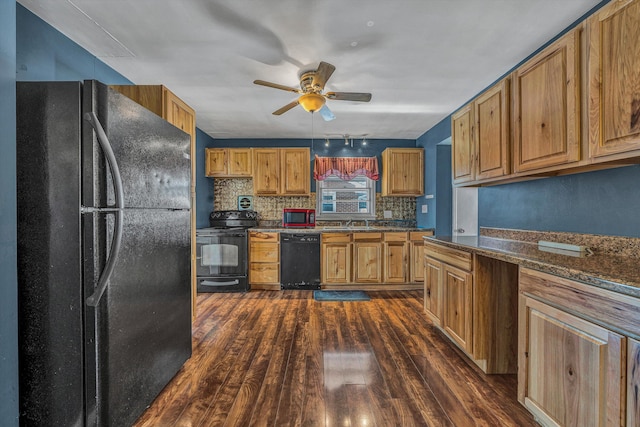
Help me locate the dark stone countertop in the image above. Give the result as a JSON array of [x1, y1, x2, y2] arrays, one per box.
[[251, 227, 433, 234], [425, 234, 640, 298]]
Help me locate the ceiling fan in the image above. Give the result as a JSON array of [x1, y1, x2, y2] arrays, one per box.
[[253, 61, 372, 121]]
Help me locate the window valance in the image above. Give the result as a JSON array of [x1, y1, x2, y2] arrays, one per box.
[[313, 155, 380, 181]]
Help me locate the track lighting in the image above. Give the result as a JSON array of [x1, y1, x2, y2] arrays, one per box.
[[324, 134, 370, 149]]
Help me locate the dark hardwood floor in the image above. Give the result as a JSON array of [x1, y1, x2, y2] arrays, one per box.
[[134, 290, 536, 427]]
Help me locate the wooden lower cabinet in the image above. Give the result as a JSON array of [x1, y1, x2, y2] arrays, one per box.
[[353, 241, 383, 283], [423, 241, 518, 374], [383, 232, 407, 284], [628, 339, 640, 426], [249, 232, 280, 290], [321, 233, 352, 285], [519, 296, 624, 427], [442, 264, 473, 353], [518, 267, 640, 427], [321, 231, 430, 289], [424, 256, 443, 327], [409, 231, 431, 283]]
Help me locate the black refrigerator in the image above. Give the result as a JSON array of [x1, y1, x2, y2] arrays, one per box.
[[16, 80, 192, 426]]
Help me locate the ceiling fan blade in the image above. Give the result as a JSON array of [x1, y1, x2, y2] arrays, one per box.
[[272, 100, 300, 115], [254, 80, 301, 94], [326, 92, 372, 102], [319, 104, 336, 121], [313, 61, 336, 89]]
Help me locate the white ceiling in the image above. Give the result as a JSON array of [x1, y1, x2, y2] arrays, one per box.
[[18, 0, 603, 140]]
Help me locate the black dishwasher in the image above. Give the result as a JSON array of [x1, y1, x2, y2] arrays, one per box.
[[280, 233, 321, 290]]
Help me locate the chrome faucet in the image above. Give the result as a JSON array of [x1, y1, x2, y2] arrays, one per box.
[[345, 219, 353, 228], [364, 219, 369, 228]]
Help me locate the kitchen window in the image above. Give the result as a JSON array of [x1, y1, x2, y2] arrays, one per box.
[[316, 175, 376, 220]]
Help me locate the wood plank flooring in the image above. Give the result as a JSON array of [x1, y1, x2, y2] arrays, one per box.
[[134, 290, 536, 427]]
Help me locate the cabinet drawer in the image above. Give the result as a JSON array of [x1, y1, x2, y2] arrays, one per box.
[[519, 267, 640, 338], [423, 241, 472, 271], [410, 231, 432, 241], [322, 233, 352, 243], [353, 232, 382, 241], [249, 263, 279, 284], [383, 232, 407, 242], [249, 232, 279, 242], [250, 242, 279, 263]]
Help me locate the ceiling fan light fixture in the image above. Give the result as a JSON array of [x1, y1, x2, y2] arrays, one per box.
[[298, 93, 326, 113]]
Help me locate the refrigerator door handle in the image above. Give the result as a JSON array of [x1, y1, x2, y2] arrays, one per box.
[[84, 112, 125, 307]]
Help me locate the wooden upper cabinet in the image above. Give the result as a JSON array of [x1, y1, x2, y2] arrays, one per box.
[[452, 104, 475, 184], [280, 148, 310, 195], [452, 79, 511, 185], [381, 148, 424, 196], [253, 148, 280, 195], [253, 148, 310, 196], [205, 148, 252, 177], [588, 0, 640, 160], [475, 79, 511, 180], [205, 149, 227, 176], [229, 149, 253, 176], [512, 29, 581, 173], [164, 90, 196, 143]]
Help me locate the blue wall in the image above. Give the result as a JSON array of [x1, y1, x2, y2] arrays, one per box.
[[16, 4, 132, 83], [416, 116, 451, 232], [479, 165, 640, 237], [0, 0, 18, 424]]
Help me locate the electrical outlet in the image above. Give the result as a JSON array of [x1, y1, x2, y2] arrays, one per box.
[[421, 205, 428, 213], [383, 210, 392, 219]]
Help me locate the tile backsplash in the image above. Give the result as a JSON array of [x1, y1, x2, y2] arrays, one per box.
[[213, 178, 416, 221]]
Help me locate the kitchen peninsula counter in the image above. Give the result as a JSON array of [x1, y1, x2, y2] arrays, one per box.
[[426, 228, 640, 297]]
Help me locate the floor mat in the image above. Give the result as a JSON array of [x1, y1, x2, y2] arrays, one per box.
[[313, 290, 370, 302]]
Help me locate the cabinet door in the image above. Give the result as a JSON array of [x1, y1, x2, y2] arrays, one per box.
[[253, 149, 280, 195], [228, 149, 252, 176], [452, 104, 475, 184], [322, 243, 351, 284], [384, 241, 407, 283], [588, 0, 640, 160], [629, 339, 640, 426], [424, 257, 443, 327], [513, 29, 580, 173], [475, 79, 510, 180], [382, 148, 424, 196], [164, 88, 196, 144], [353, 242, 382, 283], [410, 241, 424, 283], [205, 148, 227, 176], [280, 148, 310, 195], [520, 296, 624, 427], [442, 264, 473, 352]]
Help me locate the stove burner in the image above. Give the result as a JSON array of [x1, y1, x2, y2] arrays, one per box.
[[209, 210, 258, 228]]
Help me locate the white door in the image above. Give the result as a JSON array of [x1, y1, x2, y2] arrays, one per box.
[[452, 187, 478, 236]]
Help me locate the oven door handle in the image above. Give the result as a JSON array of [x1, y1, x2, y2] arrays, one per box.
[[200, 279, 240, 287]]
